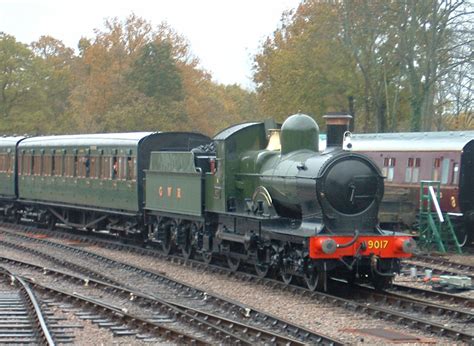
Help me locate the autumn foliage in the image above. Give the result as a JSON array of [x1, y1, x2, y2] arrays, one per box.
[[0, 14, 257, 136]]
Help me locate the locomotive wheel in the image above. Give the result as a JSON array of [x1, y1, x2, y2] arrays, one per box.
[[227, 256, 240, 272], [254, 263, 270, 278], [281, 272, 293, 285], [304, 270, 326, 291], [202, 252, 213, 265], [373, 275, 392, 290]]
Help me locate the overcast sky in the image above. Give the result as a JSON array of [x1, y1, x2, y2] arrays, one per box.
[[1, 0, 301, 89]]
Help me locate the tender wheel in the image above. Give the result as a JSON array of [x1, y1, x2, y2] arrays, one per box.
[[155, 219, 175, 255], [304, 269, 326, 291], [180, 223, 194, 260], [181, 232, 194, 259], [227, 256, 240, 272], [281, 272, 293, 285]]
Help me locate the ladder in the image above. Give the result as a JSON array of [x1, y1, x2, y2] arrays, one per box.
[[418, 181, 462, 254]]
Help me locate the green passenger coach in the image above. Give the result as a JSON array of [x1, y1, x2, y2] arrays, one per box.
[[17, 132, 210, 233]]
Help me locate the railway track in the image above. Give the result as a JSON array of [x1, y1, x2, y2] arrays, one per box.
[[0, 267, 57, 345], [0, 226, 342, 345], [390, 283, 473, 309], [401, 258, 474, 280], [413, 253, 474, 275], [1, 223, 473, 343]]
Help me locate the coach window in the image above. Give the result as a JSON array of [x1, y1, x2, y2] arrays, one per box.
[[64, 155, 74, 177], [6, 153, 12, 174], [0, 153, 5, 173], [117, 156, 125, 180], [387, 158, 396, 182], [43, 154, 52, 176], [31, 153, 39, 176], [405, 158, 413, 183], [412, 158, 420, 183], [21, 152, 30, 176], [54, 152, 64, 177], [441, 158, 450, 185], [96, 152, 103, 179], [102, 156, 111, 179], [126, 156, 136, 181], [0, 153, 6, 173], [77, 155, 89, 178], [452, 163, 459, 185], [77, 156, 85, 178], [51, 153, 56, 176], [382, 158, 389, 178], [89, 156, 98, 179], [432, 158, 441, 181], [85, 156, 90, 178], [112, 156, 118, 179]]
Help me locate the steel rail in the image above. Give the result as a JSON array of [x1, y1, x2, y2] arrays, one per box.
[[390, 283, 474, 309], [0, 267, 55, 345]]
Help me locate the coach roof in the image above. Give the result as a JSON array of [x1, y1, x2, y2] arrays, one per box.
[[18, 132, 157, 148], [0, 136, 26, 148], [346, 131, 474, 152]]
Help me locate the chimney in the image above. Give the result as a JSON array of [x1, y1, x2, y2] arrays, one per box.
[[323, 113, 352, 148]]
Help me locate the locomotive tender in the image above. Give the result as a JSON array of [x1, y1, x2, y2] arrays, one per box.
[[0, 114, 415, 290], [345, 130, 474, 246]]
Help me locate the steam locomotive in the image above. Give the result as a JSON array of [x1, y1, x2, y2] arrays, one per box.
[[0, 113, 415, 290]]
